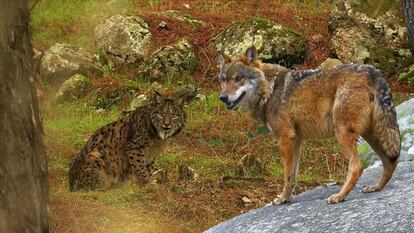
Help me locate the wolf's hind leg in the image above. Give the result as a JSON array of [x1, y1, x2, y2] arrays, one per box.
[[361, 136, 398, 193], [273, 132, 301, 205], [328, 125, 363, 204]]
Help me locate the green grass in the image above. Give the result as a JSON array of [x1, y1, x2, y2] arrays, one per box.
[[30, 0, 135, 49], [42, 99, 120, 148]]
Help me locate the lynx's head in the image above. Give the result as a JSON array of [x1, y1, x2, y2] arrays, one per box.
[[150, 86, 196, 140]]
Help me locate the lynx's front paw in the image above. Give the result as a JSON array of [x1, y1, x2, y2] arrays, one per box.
[[327, 193, 345, 204]]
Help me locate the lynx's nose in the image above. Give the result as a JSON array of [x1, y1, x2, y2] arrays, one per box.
[[162, 124, 171, 130], [219, 94, 229, 104]]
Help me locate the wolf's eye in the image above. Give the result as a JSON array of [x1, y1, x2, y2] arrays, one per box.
[[235, 76, 242, 82]]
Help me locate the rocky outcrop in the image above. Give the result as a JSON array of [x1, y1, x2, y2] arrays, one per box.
[[55, 74, 91, 103], [40, 43, 102, 85], [136, 38, 198, 82], [207, 161, 414, 233], [359, 98, 414, 167], [317, 58, 344, 70], [95, 15, 151, 65], [210, 18, 308, 67], [329, 0, 413, 76]]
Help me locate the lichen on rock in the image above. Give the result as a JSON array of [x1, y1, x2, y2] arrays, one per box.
[[56, 74, 91, 103], [328, 0, 413, 76], [136, 38, 198, 82], [318, 58, 344, 70], [95, 15, 151, 65], [40, 43, 102, 85], [399, 64, 414, 88], [210, 18, 308, 67]]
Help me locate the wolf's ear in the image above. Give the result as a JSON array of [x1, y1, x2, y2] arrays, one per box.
[[245, 46, 258, 64], [216, 52, 232, 66]]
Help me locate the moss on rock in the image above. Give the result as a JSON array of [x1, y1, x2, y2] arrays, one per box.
[[136, 38, 198, 82], [399, 65, 414, 88], [56, 74, 91, 103], [210, 18, 308, 67], [95, 15, 151, 65]]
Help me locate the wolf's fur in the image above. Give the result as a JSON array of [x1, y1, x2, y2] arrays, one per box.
[[217, 47, 400, 204]]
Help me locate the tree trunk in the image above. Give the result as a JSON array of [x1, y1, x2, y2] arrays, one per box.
[[0, 1, 49, 232], [403, 0, 414, 53]]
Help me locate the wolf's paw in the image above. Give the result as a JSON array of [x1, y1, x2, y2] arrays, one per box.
[[272, 195, 291, 206], [327, 194, 345, 204], [362, 184, 382, 193]]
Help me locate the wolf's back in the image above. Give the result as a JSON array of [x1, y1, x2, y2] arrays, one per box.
[[369, 67, 401, 162]]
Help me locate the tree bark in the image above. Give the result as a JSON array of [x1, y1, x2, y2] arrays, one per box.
[[403, 0, 414, 53], [0, 1, 49, 232]]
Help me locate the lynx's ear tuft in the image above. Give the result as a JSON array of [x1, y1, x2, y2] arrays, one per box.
[[152, 91, 163, 105]]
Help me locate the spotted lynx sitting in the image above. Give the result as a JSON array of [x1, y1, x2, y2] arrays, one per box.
[[69, 86, 196, 191]]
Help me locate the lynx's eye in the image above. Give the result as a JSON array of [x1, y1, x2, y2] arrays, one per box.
[[172, 115, 179, 120], [156, 113, 163, 118]]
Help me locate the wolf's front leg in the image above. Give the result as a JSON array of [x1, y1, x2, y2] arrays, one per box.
[[273, 133, 302, 205], [126, 147, 151, 184]]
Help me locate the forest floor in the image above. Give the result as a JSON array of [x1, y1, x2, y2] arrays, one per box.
[[30, 0, 413, 232]]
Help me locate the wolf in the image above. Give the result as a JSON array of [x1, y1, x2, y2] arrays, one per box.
[[216, 46, 400, 204]]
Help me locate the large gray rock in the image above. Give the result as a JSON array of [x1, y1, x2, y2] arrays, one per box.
[[329, 0, 413, 76], [40, 43, 102, 85], [136, 38, 198, 81], [210, 18, 308, 67], [359, 98, 414, 166], [206, 161, 414, 233], [95, 15, 151, 65], [55, 74, 91, 103]]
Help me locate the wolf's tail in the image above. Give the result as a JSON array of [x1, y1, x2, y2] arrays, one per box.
[[368, 67, 401, 162]]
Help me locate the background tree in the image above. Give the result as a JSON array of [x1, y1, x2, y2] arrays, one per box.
[[403, 0, 414, 52], [0, 1, 49, 232]]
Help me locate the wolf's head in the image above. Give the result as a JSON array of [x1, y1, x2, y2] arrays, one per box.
[[216, 47, 270, 111]]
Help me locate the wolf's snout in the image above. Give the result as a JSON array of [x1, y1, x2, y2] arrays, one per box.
[[219, 94, 229, 104]]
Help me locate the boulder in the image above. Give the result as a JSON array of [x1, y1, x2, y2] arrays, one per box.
[[95, 15, 151, 65], [136, 38, 198, 81], [206, 161, 414, 233], [55, 74, 91, 103], [40, 43, 102, 85], [398, 64, 414, 88], [359, 98, 414, 167], [94, 83, 136, 110], [328, 0, 413, 76], [210, 18, 308, 67], [317, 58, 344, 70]]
